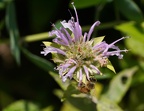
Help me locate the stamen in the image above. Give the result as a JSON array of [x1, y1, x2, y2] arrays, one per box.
[[71, 2, 79, 23]]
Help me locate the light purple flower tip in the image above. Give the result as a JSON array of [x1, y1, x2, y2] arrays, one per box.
[[104, 49, 128, 59], [69, 59, 77, 64], [58, 63, 71, 77], [49, 26, 70, 46], [83, 65, 90, 81], [90, 65, 100, 74], [61, 27, 73, 44], [62, 66, 77, 82], [87, 21, 100, 41], [83, 32, 87, 42], [78, 68, 83, 86], [41, 46, 66, 56], [61, 19, 82, 42], [103, 37, 127, 53]]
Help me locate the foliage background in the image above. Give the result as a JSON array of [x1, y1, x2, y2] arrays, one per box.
[[0, 0, 144, 111]]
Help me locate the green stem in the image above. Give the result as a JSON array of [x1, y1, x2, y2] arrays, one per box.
[[22, 32, 54, 43]]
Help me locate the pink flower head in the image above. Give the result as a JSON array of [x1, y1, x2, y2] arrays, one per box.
[[41, 2, 128, 86]]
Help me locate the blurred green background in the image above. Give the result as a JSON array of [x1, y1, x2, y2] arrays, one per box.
[[0, 0, 144, 111]]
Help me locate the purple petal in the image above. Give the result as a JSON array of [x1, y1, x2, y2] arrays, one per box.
[[78, 68, 83, 86], [62, 76, 67, 82], [87, 21, 100, 41], [93, 41, 108, 54], [41, 46, 66, 56], [53, 38, 68, 46], [71, 2, 79, 25], [69, 59, 77, 64], [61, 20, 82, 42], [83, 65, 90, 81], [103, 37, 127, 53], [73, 22, 82, 41], [62, 66, 77, 82], [49, 30, 58, 37], [61, 27, 73, 44], [61, 20, 73, 32], [79, 68, 83, 81], [103, 49, 128, 59], [93, 41, 107, 50], [50, 24, 70, 46], [59, 28, 70, 45], [71, 2, 82, 41], [83, 32, 87, 42], [90, 65, 101, 74], [57, 63, 71, 77]]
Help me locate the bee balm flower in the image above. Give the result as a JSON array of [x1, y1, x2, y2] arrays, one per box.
[[41, 2, 128, 86]]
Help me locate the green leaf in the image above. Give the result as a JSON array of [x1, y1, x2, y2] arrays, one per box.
[[126, 37, 144, 58], [3, 100, 39, 111], [97, 97, 123, 111], [106, 60, 116, 73], [70, 0, 110, 9], [52, 53, 66, 63], [102, 66, 138, 103], [43, 41, 60, 48], [53, 89, 64, 99], [93, 36, 105, 45], [43, 41, 52, 46], [41, 106, 54, 111], [115, 22, 144, 41], [115, 21, 144, 57], [6, 1, 20, 65], [115, 0, 143, 22], [65, 96, 96, 111], [60, 101, 81, 111], [21, 48, 54, 72]]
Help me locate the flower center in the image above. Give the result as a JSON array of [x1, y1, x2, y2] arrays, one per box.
[[66, 37, 95, 67]]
